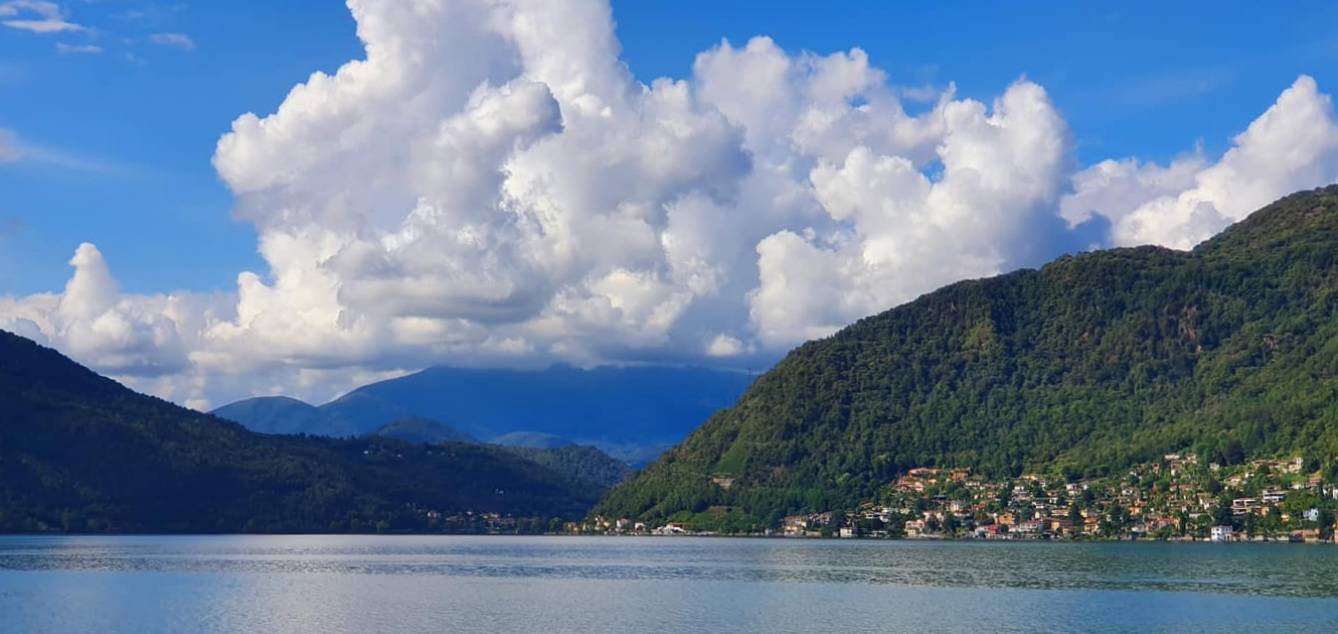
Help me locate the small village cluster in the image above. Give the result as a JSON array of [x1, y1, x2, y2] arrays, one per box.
[[592, 453, 1338, 542]]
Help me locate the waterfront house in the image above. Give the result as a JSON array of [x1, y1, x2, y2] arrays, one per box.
[[1291, 529, 1321, 543], [1014, 520, 1044, 536], [653, 523, 687, 535], [782, 515, 808, 536]]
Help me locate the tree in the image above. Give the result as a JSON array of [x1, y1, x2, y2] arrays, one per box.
[[1302, 456, 1320, 474], [1262, 507, 1283, 541], [1319, 509, 1336, 541]]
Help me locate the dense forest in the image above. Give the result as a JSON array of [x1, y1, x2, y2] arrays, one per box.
[[0, 332, 603, 533], [499, 445, 635, 490], [596, 186, 1338, 531], [370, 416, 477, 445]]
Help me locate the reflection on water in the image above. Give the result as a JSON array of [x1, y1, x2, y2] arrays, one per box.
[[1, 535, 1336, 633]]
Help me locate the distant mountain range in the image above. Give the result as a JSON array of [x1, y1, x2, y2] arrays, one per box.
[[0, 331, 612, 533], [214, 365, 757, 465], [490, 431, 575, 449], [597, 186, 1338, 531]]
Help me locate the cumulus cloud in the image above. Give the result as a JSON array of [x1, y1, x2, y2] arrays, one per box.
[[0, 244, 196, 376], [0, 0, 83, 34], [1062, 76, 1338, 249], [749, 79, 1080, 344], [2, 0, 1336, 409]]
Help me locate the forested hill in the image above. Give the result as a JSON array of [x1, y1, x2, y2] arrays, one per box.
[[595, 186, 1338, 530], [367, 420, 632, 489], [499, 445, 635, 490], [0, 332, 602, 533]]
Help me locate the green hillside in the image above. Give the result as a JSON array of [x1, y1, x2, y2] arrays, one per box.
[[499, 445, 634, 490], [595, 186, 1338, 531], [370, 416, 477, 444], [0, 332, 600, 533], [368, 418, 632, 490]]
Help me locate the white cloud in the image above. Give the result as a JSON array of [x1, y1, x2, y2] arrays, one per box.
[[705, 333, 747, 357], [2, 0, 1337, 409], [0, 0, 83, 34], [1062, 76, 1338, 249], [0, 244, 197, 377], [56, 42, 101, 54], [0, 128, 133, 174], [149, 32, 194, 51], [747, 79, 1074, 344]]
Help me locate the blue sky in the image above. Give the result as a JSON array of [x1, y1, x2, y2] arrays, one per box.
[[3, 0, 1335, 297]]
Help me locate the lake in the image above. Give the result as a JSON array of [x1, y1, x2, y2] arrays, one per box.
[[1, 535, 1336, 633]]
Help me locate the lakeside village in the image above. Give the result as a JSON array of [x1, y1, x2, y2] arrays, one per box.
[[589, 454, 1338, 542]]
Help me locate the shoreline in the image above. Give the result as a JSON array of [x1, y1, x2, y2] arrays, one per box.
[[2, 531, 1335, 544]]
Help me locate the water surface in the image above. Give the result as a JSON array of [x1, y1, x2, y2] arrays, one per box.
[[1, 535, 1336, 633]]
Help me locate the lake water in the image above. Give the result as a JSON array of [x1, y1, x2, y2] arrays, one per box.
[[1, 535, 1337, 633]]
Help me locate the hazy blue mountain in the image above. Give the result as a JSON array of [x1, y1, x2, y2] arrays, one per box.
[[491, 431, 576, 449], [215, 364, 757, 464], [369, 416, 476, 445], [580, 441, 676, 469], [211, 396, 356, 436]]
